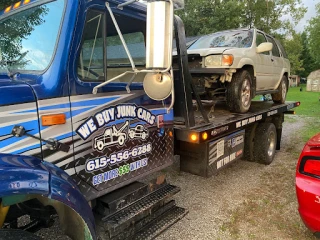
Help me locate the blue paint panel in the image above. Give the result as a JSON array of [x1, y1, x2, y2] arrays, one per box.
[[0, 153, 96, 239], [0, 81, 36, 106], [71, 96, 121, 107]]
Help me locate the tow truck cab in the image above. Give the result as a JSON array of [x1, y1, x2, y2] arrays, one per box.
[[0, 0, 181, 239]]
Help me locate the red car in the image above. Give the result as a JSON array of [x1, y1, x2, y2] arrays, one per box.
[[296, 133, 320, 237]]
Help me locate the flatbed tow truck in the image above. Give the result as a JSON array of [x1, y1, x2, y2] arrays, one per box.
[[0, 0, 299, 239]]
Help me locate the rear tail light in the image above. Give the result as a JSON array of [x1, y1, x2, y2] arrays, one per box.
[[300, 157, 320, 179], [304, 159, 320, 177]]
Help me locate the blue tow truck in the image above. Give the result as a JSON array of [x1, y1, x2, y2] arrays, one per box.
[[0, 0, 299, 239]]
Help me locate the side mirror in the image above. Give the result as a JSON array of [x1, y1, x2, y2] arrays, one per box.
[[256, 42, 273, 54]]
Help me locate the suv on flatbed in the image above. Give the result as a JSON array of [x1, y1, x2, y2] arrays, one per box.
[[186, 28, 290, 113]]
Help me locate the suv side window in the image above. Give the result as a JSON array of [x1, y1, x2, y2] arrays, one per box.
[[256, 32, 269, 55], [266, 36, 280, 57], [275, 39, 287, 58], [78, 10, 105, 82]]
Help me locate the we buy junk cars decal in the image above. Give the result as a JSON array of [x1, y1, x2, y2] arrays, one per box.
[[75, 103, 174, 190]]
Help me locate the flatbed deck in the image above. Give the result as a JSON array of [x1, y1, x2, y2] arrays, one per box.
[[174, 101, 299, 143]]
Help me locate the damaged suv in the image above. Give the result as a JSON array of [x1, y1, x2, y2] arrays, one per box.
[[187, 28, 290, 113]]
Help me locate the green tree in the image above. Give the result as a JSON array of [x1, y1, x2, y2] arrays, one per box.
[[242, 0, 306, 34], [307, 3, 320, 68], [0, 2, 48, 66], [283, 32, 304, 75], [177, 0, 245, 36], [297, 32, 317, 77], [178, 0, 306, 37]]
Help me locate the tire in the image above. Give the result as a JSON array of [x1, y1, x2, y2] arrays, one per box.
[[272, 75, 288, 104], [243, 124, 258, 162], [129, 131, 135, 139], [253, 122, 277, 165], [118, 136, 125, 146], [97, 141, 104, 151], [141, 132, 146, 140], [227, 70, 252, 113]]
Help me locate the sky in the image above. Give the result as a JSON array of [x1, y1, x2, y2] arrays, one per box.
[[295, 0, 319, 32]]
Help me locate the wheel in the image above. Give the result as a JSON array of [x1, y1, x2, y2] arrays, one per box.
[[243, 124, 258, 162], [96, 141, 104, 151], [227, 70, 252, 113], [0, 229, 41, 240], [141, 132, 146, 140], [129, 130, 135, 139], [118, 136, 125, 146], [253, 122, 277, 165], [272, 75, 287, 104]]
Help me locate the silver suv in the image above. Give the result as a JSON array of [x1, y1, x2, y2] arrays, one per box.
[[186, 28, 290, 113]]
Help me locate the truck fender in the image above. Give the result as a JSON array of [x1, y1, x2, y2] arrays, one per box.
[[0, 154, 96, 240], [237, 58, 256, 76]]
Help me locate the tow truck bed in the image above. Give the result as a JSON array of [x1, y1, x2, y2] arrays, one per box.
[[174, 100, 299, 177], [174, 101, 299, 143]]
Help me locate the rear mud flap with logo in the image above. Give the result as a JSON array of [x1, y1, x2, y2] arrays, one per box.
[[180, 130, 245, 177]]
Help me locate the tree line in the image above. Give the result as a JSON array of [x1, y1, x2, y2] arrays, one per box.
[[1, 0, 319, 77], [176, 0, 320, 77]]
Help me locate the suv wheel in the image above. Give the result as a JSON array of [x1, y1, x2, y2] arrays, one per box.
[[227, 70, 252, 113], [272, 75, 287, 104]]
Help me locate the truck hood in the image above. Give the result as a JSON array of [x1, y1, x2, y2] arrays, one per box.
[[187, 47, 234, 56], [0, 77, 37, 106]]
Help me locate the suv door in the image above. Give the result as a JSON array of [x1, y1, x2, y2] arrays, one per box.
[[68, 6, 174, 199], [266, 35, 283, 89], [255, 31, 274, 90]]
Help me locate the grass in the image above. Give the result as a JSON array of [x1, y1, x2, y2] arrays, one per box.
[[254, 84, 320, 117], [286, 84, 320, 117]]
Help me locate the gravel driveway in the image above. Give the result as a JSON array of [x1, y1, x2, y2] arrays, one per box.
[[37, 116, 317, 240], [158, 115, 316, 240]]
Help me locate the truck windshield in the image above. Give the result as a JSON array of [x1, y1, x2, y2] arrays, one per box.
[[189, 30, 253, 50], [0, 0, 64, 73]]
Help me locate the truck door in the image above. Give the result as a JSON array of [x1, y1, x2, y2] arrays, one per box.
[[68, 5, 174, 198], [266, 35, 283, 88], [255, 31, 274, 90]]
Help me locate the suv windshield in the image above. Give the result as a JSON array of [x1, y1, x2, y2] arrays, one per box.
[[189, 30, 253, 50], [0, 0, 64, 73]]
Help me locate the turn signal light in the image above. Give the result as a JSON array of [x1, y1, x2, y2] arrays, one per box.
[[23, 0, 31, 4], [222, 55, 234, 66], [4, 6, 11, 13], [13, 1, 21, 9], [304, 159, 320, 177], [190, 133, 198, 142], [202, 132, 208, 140], [41, 114, 66, 126]]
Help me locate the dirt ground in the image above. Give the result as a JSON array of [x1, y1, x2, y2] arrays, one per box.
[[158, 115, 317, 240], [37, 115, 317, 240]]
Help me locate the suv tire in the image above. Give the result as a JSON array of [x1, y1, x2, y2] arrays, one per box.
[[227, 70, 252, 113], [272, 75, 287, 104]]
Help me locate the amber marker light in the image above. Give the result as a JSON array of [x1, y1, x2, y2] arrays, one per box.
[[202, 132, 208, 141], [222, 55, 234, 66], [42, 114, 66, 126], [190, 133, 198, 142], [169, 131, 173, 137], [23, 0, 31, 4], [13, 1, 21, 9], [4, 6, 11, 13]]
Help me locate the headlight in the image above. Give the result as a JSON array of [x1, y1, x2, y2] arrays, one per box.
[[204, 54, 234, 67]]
